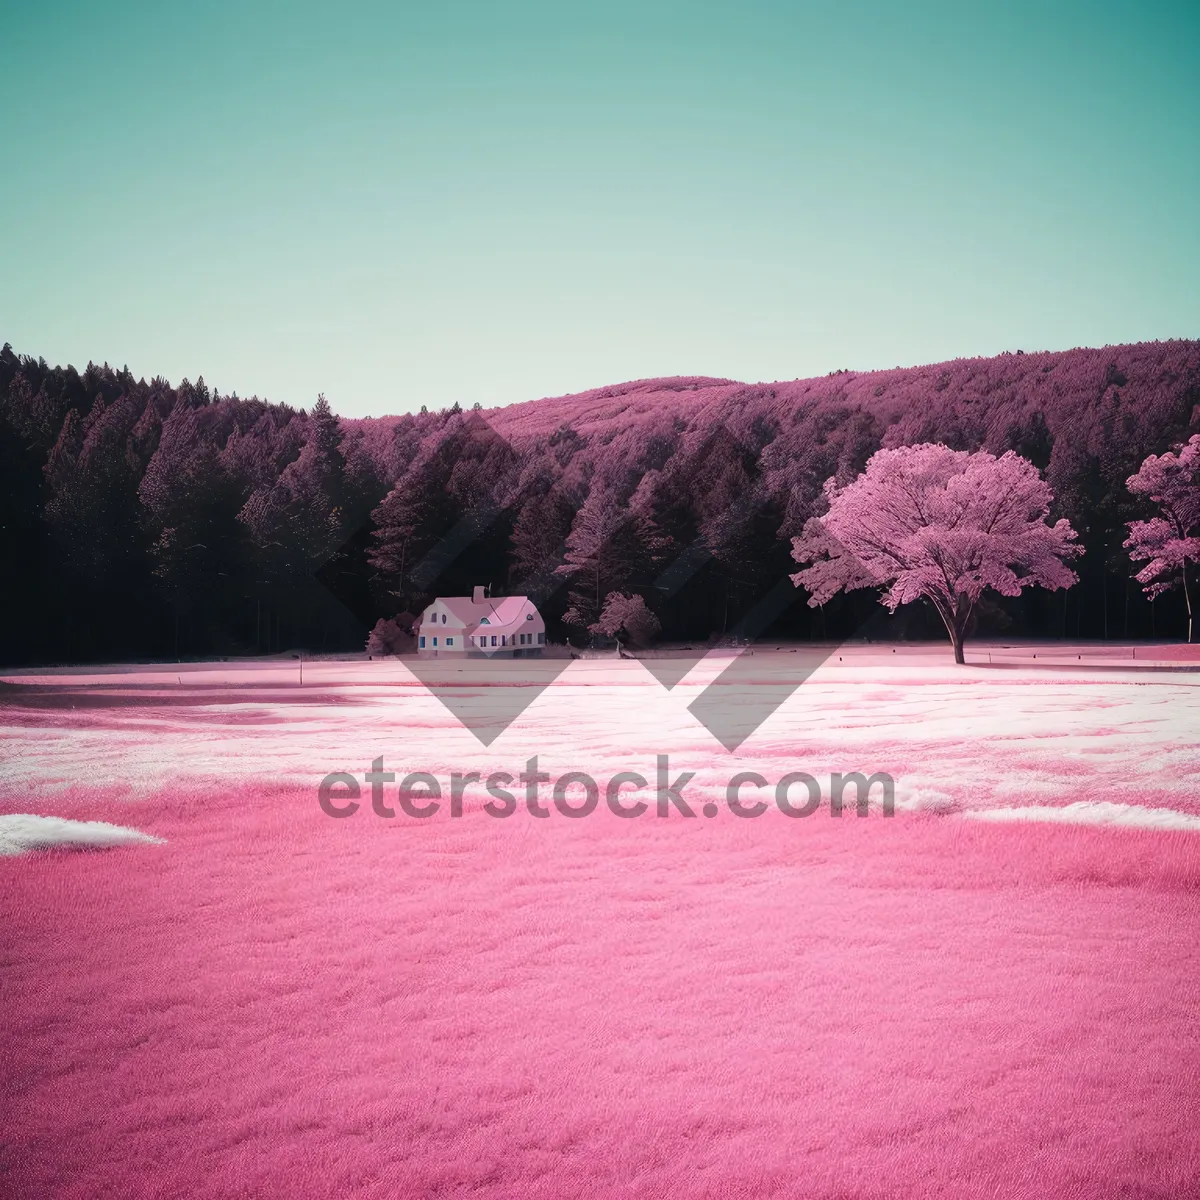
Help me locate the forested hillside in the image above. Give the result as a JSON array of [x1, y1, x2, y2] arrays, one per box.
[[1, 340, 1197, 665]]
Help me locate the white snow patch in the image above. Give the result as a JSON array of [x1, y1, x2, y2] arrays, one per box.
[[0, 814, 165, 856], [2, 651, 1197, 815], [961, 802, 1200, 832], [898, 788, 961, 814]]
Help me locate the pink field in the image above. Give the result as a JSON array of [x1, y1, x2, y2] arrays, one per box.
[[3, 647, 1200, 1197]]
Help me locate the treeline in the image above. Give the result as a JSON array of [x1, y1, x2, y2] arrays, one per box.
[[0, 340, 1197, 665]]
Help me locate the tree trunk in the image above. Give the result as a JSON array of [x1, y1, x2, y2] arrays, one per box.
[[1183, 560, 1194, 644], [931, 595, 968, 664], [1103, 567, 1108, 640]]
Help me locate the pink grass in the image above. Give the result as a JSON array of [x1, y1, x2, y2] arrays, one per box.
[[3, 788, 1200, 1199]]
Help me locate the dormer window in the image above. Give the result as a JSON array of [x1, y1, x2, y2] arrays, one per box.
[[479, 617, 490, 625]]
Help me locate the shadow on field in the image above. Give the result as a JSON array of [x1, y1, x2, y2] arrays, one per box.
[[0, 683, 360, 709]]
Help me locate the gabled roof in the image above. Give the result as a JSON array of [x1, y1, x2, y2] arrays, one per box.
[[431, 595, 536, 627]]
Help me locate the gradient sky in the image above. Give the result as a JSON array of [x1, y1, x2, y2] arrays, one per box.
[[1, 1, 1197, 416]]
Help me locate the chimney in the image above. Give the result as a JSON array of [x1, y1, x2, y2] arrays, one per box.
[[472, 585, 486, 604]]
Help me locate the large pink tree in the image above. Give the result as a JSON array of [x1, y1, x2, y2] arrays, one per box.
[[790, 444, 1080, 663], [1124, 434, 1200, 643]]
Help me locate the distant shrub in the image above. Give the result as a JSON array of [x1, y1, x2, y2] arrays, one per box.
[[367, 616, 415, 657], [590, 592, 661, 649]]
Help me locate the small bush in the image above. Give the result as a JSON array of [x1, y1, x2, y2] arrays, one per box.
[[367, 616, 416, 657]]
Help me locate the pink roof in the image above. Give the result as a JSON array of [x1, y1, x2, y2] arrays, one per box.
[[432, 595, 537, 629]]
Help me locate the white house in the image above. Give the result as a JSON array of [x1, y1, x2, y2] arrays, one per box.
[[416, 586, 546, 658]]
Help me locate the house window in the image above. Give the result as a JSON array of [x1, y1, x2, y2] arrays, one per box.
[[538, 632, 545, 644], [526, 613, 533, 620], [442, 614, 447, 624], [419, 636, 425, 648], [479, 617, 490, 624], [491, 636, 497, 646], [502, 636, 506, 646], [432, 637, 438, 647], [446, 637, 453, 646]]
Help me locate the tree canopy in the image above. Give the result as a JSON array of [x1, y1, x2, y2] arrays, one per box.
[[1, 338, 1197, 664], [790, 445, 1081, 662], [1124, 434, 1200, 641]]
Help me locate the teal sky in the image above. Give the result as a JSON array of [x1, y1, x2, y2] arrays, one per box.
[[1, 1, 1197, 417]]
